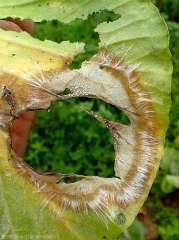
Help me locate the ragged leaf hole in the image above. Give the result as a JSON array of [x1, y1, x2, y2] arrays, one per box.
[[56, 176, 83, 184], [71, 97, 131, 125], [99, 66, 105, 70], [25, 98, 129, 177], [34, 10, 120, 69], [62, 88, 71, 95]]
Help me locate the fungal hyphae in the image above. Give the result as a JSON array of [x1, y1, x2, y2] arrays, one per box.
[[1, 48, 163, 224]]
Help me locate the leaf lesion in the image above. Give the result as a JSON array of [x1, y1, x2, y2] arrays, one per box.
[[0, 47, 163, 224]]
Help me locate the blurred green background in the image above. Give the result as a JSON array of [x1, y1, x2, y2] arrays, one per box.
[[25, 0, 179, 239]]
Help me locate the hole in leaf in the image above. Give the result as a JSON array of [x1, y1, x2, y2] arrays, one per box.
[[56, 176, 83, 184], [99, 66, 105, 70], [25, 98, 130, 177], [34, 10, 120, 69], [63, 88, 71, 95], [70, 97, 130, 125], [25, 10, 124, 178]]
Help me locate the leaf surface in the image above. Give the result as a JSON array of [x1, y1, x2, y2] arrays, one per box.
[[0, 0, 172, 239]]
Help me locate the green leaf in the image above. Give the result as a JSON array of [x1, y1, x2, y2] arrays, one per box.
[[166, 175, 179, 188], [0, 0, 172, 239], [160, 148, 179, 175], [161, 175, 179, 193], [161, 147, 178, 171]]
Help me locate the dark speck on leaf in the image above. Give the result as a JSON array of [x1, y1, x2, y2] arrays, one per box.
[[118, 213, 126, 224]]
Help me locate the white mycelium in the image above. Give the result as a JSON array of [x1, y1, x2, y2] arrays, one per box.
[[0, 48, 161, 226]]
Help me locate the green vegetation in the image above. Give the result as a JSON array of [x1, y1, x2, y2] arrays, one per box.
[[25, 2, 179, 239]]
